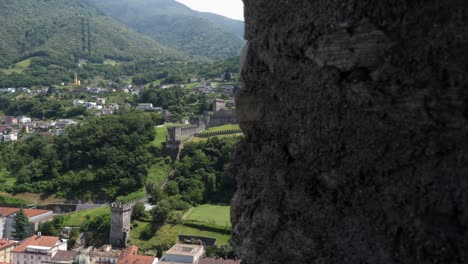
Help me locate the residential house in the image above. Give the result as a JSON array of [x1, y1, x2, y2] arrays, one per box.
[[96, 98, 106, 105], [0, 239, 17, 264], [85, 102, 97, 109], [108, 104, 119, 110], [89, 246, 119, 264], [11, 235, 67, 264], [0, 208, 53, 240], [3, 133, 18, 142], [159, 244, 203, 264], [4, 117, 18, 126], [136, 104, 162, 112], [73, 100, 85, 106], [100, 109, 113, 116], [50, 250, 77, 264], [0, 88, 16, 94], [19, 117, 31, 124], [117, 245, 157, 264]]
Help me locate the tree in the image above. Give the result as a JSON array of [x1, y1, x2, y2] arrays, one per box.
[[13, 208, 31, 240], [150, 200, 171, 224], [132, 202, 145, 220]]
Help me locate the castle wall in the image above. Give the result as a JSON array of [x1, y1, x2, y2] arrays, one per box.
[[206, 110, 238, 128]]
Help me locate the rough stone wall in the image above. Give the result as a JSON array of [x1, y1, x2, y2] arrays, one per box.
[[231, 1, 468, 263], [206, 110, 238, 128]]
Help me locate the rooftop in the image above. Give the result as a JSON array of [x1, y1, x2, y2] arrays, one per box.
[[0, 207, 52, 218], [52, 250, 77, 262], [117, 245, 156, 264], [12, 235, 63, 253], [163, 244, 203, 257], [0, 239, 16, 250]]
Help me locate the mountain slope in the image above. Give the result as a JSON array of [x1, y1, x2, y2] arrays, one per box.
[[0, 0, 184, 67], [89, 0, 245, 60]]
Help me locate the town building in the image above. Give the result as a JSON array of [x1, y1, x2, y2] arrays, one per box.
[[89, 245, 119, 264], [117, 245, 157, 264], [0, 238, 17, 264], [159, 244, 203, 264], [0, 208, 53, 240], [11, 235, 67, 264], [50, 250, 77, 264]]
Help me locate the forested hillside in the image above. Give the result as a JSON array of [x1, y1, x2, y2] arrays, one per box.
[[0, 0, 183, 67], [0, 112, 164, 200], [89, 0, 244, 60]]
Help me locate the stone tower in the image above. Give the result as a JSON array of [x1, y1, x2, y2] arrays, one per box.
[[109, 203, 132, 248], [213, 99, 226, 112]]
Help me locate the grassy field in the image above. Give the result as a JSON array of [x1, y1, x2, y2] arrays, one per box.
[[129, 221, 230, 251], [147, 158, 172, 186], [2, 59, 31, 74], [184, 204, 231, 227], [103, 59, 118, 66], [205, 124, 240, 132], [61, 206, 110, 227], [149, 126, 168, 149]]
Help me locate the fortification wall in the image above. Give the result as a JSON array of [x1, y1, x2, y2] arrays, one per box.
[[207, 110, 238, 128]]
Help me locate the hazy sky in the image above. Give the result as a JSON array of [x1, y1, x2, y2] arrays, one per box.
[[175, 0, 244, 21]]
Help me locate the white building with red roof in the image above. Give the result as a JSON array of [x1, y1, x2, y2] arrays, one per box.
[[0, 208, 53, 240], [11, 235, 67, 264]]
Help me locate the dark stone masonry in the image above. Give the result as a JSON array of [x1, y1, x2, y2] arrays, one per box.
[[231, 1, 468, 263]]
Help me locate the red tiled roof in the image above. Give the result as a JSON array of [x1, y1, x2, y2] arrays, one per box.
[[22, 208, 52, 218], [0, 239, 16, 250], [198, 258, 241, 264], [0, 207, 51, 218], [118, 245, 155, 264], [12, 235, 60, 253], [0, 208, 18, 217]]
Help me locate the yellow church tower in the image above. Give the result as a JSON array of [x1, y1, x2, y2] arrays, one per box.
[[73, 72, 81, 86]]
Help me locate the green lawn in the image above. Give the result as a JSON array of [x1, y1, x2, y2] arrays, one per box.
[[147, 158, 172, 187], [150, 126, 168, 149], [179, 225, 230, 245], [184, 82, 200, 89], [61, 206, 110, 227], [184, 204, 231, 227], [103, 59, 118, 66], [129, 221, 230, 251], [2, 59, 31, 74], [205, 124, 240, 132]]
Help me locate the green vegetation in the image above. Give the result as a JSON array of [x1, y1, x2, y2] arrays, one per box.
[[147, 158, 172, 187], [150, 126, 169, 149], [61, 206, 110, 227], [0, 0, 183, 68], [116, 189, 146, 204], [0, 112, 165, 200], [129, 221, 230, 252], [205, 124, 240, 132], [13, 208, 32, 240], [89, 0, 244, 60], [184, 204, 231, 227], [0, 194, 32, 207]]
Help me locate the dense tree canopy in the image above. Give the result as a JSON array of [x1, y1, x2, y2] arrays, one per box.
[[0, 112, 164, 200]]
